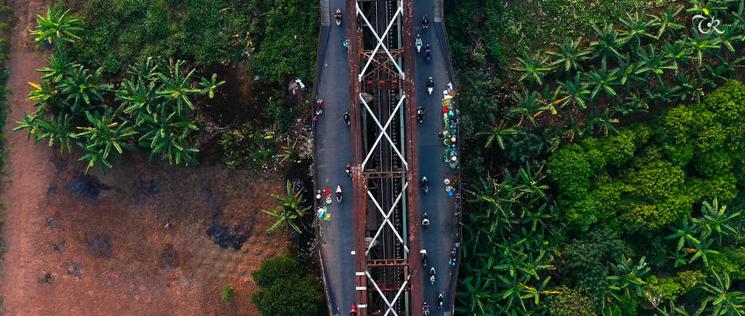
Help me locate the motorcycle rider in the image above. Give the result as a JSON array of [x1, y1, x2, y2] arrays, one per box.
[[421, 176, 430, 193], [336, 185, 343, 203], [421, 15, 429, 30], [421, 212, 430, 227], [429, 266, 436, 285], [335, 8, 342, 24], [343, 111, 350, 126], [415, 34, 423, 52], [345, 163, 352, 177], [420, 249, 428, 267], [416, 107, 424, 123], [422, 302, 430, 316], [437, 293, 444, 309], [424, 44, 432, 62]]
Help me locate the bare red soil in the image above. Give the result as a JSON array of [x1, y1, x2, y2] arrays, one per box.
[[1, 1, 287, 315]]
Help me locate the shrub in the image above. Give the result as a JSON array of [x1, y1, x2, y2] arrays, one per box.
[[708, 248, 745, 281], [549, 287, 597, 316], [251, 254, 323, 316], [644, 270, 706, 302], [221, 285, 235, 302], [548, 144, 593, 201]]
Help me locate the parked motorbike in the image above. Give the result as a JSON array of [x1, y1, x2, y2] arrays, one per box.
[[335, 8, 342, 26]]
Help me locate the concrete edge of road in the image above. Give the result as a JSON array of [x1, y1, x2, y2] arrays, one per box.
[[435, 20, 463, 315]]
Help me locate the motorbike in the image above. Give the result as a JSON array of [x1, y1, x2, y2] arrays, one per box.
[[416, 107, 424, 124], [415, 34, 422, 53], [424, 45, 432, 63], [421, 212, 430, 228], [336, 185, 343, 203], [335, 8, 342, 26], [345, 163, 352, 177], [422, 302, 430, 316], [420, 249, 428, 267], [421, 15, 429, 31], [343, 111, 350, 126], [421, 176, 430, 194], [437, 293, 444, 309], [429, 267, 436, 285], [449, 248, 457, 266], [427, 77, 434, 95], [315, 98, 324, 115]]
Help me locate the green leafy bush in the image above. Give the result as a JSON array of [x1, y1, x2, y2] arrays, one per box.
[[221, 285, 235, 302], [548, 287, 596, 316], [251, 254, 323, 316]]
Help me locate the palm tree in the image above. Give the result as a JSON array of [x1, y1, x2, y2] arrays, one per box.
[[585, 64, 620, 100], [511, 53, 553, 86], [590, 24, 628, 67], [264, 181, 310, 234], [545, 38, 593, 72], [702, 272, 745, 316], [75, 110, 137, 172], [30, 5, 83, 45], [155, 59, 202, 116]]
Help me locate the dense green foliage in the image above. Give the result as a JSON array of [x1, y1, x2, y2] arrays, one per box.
[[448, 0, 745, 314], [62, 0, 319, 84], [251, 254, 323, 316], [221, 285, 235, 302]]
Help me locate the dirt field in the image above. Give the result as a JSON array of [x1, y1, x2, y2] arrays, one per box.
[[1, 1, 287, 315]]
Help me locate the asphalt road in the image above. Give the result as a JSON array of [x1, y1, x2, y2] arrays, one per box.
[[413, 0, 459, 314], [316, 0, 355, 315]]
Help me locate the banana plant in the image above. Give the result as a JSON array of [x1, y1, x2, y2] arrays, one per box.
[[694, 198, 740, 246], [607, 256, 650, 302], [155, 59, 202, 116], [57, 64, 112, 112], [545, 37, 593, 72], [557, 73, 591, 110], [661, 40, 691, 71], [687, 230, 719, 266], [481, 120, 517, 150], [508, 89, 546, 127], [37, 53, 68, 83], [74, 110, 137, 172], [648, 5, 685, 39], [200, 73, 225, 99], [263, 180, 310, 235], [619, 12, 657, 47], [636, 45, 678, 84], [137, 106, 200, 166], [30, 5, 83, 46], [116, 77, 157, 121], [511, 53, 553, 86], [685, 32, 722, 66], [585, 64, 620, 99], [590, 24, 628, 67], [701, 272, 745, 316]]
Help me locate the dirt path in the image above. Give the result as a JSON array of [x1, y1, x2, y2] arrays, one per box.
[[1, 1, 288, 315], [1, 0, 55, 314]]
